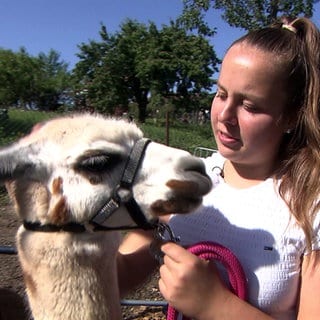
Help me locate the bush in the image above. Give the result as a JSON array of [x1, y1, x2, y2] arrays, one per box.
[[0, 109, 9, 122]]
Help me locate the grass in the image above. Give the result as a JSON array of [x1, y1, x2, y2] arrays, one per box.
[[0, 109, 56, 145], [141, 120, 216, 153], [0, 109, 217, 153]]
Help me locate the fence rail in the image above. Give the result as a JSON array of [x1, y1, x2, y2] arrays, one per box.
[[0, 245, 17, 255], [193, 146, 216, 158]]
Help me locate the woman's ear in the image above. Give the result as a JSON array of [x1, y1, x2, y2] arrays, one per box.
[[282, 112, 297, 135]]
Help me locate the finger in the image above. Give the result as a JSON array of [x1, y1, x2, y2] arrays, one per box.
[[159, 260, 175, 280], [158, 276, 168, 299], [161, 242, 195, 263], [159, 263, 174, 297]]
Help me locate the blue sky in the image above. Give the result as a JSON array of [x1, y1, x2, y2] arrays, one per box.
[[1, 0, 319, 70]]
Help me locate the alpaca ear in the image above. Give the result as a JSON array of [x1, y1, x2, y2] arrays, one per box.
[[0, 144, 35, 185]]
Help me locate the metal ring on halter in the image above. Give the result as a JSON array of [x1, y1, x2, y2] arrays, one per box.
[[150, 222, 180, 264], [155, 222, 180, 243]]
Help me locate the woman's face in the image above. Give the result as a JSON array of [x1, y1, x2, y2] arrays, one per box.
[[211, 43, 289, 168]]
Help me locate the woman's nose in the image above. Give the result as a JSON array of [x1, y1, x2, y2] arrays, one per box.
[[218, 103, 238, 126]]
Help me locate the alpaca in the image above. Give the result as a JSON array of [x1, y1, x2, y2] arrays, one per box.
[[0, 113, 212, 320]]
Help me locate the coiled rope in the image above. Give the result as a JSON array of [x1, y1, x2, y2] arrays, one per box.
[[166, 241, 247, 320]]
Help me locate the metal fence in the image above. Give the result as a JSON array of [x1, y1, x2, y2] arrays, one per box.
[[193, 146, 216, 158]]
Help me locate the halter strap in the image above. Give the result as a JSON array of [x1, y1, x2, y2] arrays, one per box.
[[23, 138, 157, 233], [23, 221, 86, 233], [90, 138, 157, 230]]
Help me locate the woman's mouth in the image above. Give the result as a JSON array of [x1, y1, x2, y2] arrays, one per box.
[[218, 130, 240, 147]]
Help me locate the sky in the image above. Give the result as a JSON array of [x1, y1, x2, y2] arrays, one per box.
[[0, 0, 320, 70]]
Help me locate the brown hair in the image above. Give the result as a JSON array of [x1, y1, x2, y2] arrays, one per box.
[[230, 18, 320, 249]]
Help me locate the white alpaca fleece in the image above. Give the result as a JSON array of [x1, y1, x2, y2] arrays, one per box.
[[0, 113, 211, 320], [17, 229, 121, 319]]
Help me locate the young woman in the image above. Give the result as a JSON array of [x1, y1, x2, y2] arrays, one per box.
[[117, 17, 320, 319]]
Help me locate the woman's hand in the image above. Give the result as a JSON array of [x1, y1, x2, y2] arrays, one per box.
[[159, 241, 230, 319]]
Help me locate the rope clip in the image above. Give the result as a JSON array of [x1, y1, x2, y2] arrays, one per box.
[[150, 222, 180, 264]]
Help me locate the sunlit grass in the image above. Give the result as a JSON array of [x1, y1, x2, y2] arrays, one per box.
[[141, 120, 216, 153]]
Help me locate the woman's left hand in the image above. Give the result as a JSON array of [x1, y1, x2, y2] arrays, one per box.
[[159, 241, 230, 319]]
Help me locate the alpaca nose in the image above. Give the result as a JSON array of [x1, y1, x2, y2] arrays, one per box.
[[177, 156, 212, 195], [179, 156, 207, 175]]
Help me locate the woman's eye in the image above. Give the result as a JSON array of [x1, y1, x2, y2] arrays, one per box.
[[75, 153, 120, 173], [215, 90, 227, 100], [243, 103, 259, 113]]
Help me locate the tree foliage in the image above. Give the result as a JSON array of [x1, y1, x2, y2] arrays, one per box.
[[37, 50, 71, 110], [180, 0, 317, 32], [0, 48, 71, 110], [73, 19, 219, 122]]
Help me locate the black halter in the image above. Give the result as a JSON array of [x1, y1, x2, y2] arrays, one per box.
[[90, 138, 158, 231], [23, 138, 158, 233]]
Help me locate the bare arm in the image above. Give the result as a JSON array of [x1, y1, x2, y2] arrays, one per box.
[[297, 249, 320, 319], [117, 229, 158, 297]]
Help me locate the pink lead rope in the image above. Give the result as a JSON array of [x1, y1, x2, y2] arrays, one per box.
[[166, 241, 247, 320]]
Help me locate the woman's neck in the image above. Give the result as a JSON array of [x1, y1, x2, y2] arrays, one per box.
[[222, 160, 275, 189]]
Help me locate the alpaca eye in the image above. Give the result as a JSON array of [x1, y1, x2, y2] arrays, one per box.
[[75, 153, 120, 173]]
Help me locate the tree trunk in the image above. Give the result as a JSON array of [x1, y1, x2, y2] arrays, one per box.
[[137, 90, 148, 123]]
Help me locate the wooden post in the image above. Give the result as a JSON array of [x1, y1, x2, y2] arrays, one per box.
[[165, 111, 169, 146]]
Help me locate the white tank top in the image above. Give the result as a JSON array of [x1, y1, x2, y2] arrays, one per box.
[[169, 152, 320, 320]]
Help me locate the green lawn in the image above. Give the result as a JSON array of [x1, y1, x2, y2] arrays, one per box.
[[0, 109, 56, 145], [141, 120, 216, 153]]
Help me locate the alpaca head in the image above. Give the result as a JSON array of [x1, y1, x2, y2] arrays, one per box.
[[0, 114, 212, 230]]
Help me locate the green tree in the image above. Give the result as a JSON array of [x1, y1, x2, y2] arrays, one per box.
[[73, 20, 219, 122], [72, 25, 119, 113], [180, 0, 317, 32], [0, 48, 70, 110], [37, 49, 70, 110], [16, 48, 42, 108], [0, 48, 40, 108], [145, 21, 219, 114], [0, 49, 19, 107], [74, 21, 157, 120]]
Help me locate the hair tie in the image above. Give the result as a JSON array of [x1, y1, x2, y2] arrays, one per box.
[[282, 24, 297, 34]]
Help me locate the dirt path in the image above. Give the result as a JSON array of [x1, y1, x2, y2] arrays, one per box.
[[0, 197, 30, 320]]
